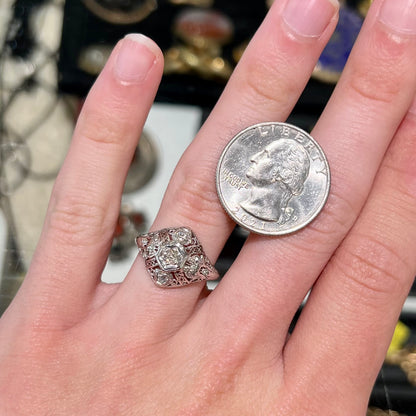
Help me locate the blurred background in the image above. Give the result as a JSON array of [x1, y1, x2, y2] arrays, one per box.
[[0, 0, 415, 414]]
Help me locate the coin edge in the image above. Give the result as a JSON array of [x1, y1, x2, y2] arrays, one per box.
[[215, 122, 331, 236]]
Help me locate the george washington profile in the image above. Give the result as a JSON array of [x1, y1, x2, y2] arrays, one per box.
[[240, 138, 310, 223]]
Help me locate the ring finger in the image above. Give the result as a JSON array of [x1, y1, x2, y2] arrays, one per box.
[[114, 0, 340, 334]]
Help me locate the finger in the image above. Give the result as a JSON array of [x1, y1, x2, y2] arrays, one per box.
[[113, 0, 340, 334], [283, 98, 416, 413], [22, 35, 163, 325], [206, 0, 416, 348]]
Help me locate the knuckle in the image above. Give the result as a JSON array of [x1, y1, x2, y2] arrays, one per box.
[[334, 233, 411, 301], [379, 115, 416, 205], [47, 195, 114, 246], [77, 101, 136, 147], [382, 163, 416, 203], [347, 29, 411, 105], [300, 185, 360, 254], [348, 67, 399, 105], [244, 72, 287, 109], [194, 344, 244, 403], [169, 166, 222, 228], [238, 54, 297, 113], [308, 193, 353, 243], [382, 149, 416, 206], [78, 115, 126, 147]]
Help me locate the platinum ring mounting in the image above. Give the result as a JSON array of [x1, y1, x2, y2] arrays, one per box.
[[136, 227, 219, 288]]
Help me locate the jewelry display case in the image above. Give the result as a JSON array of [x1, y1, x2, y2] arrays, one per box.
[[57, 0, 268, 107]]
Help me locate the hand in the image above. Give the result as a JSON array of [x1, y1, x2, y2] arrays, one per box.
[[2, 0, 416, 414]]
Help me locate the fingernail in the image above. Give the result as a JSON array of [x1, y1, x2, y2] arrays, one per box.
[[114, 34, 158, 83], [378, 0, 416, 34], [282, 0, 339, 37]]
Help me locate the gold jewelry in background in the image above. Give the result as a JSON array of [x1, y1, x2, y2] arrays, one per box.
[[384, 321, 416, 387], [386, 345, 416, 387], [164, 8, 234, 80], [78, 44, 112, 75], [358, 0, 373, 17], [232, 40, 249, 64], [367, 408, 406, 416], [168, 0, 214, 7], [82, 0, 158, 24]]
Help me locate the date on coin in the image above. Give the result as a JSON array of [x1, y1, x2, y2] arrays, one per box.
[[216, 122, 330, 235]]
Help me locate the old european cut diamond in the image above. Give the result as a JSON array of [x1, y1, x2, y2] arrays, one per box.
[[200, 267, 210, 277], [183, 255, 201, 276], [155, 269, 171, 286], [173, 228, 193, 245], [156, 242, 187, 271], [146, 242, 158, 257]]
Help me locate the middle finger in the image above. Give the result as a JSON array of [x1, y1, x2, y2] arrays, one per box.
[[208, 0, 416, 350]]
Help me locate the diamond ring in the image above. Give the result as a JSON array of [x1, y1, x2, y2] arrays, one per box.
[[136, 227, 219, 288]]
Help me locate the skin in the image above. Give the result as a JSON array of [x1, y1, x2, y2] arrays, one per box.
[[1, 0, 416, 414]]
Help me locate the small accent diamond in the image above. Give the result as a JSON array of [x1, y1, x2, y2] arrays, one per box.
[[200, 267, 210, 277], [155, 270, 171, 286], [173, 228, 193, 245], [147, 243, 158, 257], [183, 255, 201, 276]]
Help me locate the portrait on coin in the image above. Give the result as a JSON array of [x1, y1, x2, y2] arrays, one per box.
[[241, 138, 310, 223]]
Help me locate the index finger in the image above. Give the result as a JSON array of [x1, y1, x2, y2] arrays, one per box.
[[23, 35, 164, 325]]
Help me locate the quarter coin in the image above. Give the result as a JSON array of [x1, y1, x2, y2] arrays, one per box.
[[216, 122, 330, 235]]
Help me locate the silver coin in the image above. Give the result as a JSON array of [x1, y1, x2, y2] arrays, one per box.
[[216, 122, 330, 235]]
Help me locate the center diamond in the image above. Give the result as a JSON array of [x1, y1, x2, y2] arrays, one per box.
[[156, 242, 187, 272]]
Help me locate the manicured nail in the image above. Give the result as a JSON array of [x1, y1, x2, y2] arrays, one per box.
[[378, 0, 416, 34], [282, 0, 339, 37], [114, 34, 158, 83]]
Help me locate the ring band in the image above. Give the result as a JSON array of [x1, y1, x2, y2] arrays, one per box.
[[136, 227, 219, 288]]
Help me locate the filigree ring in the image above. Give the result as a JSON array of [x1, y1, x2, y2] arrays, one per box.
[[136, 227, 219, 288]]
